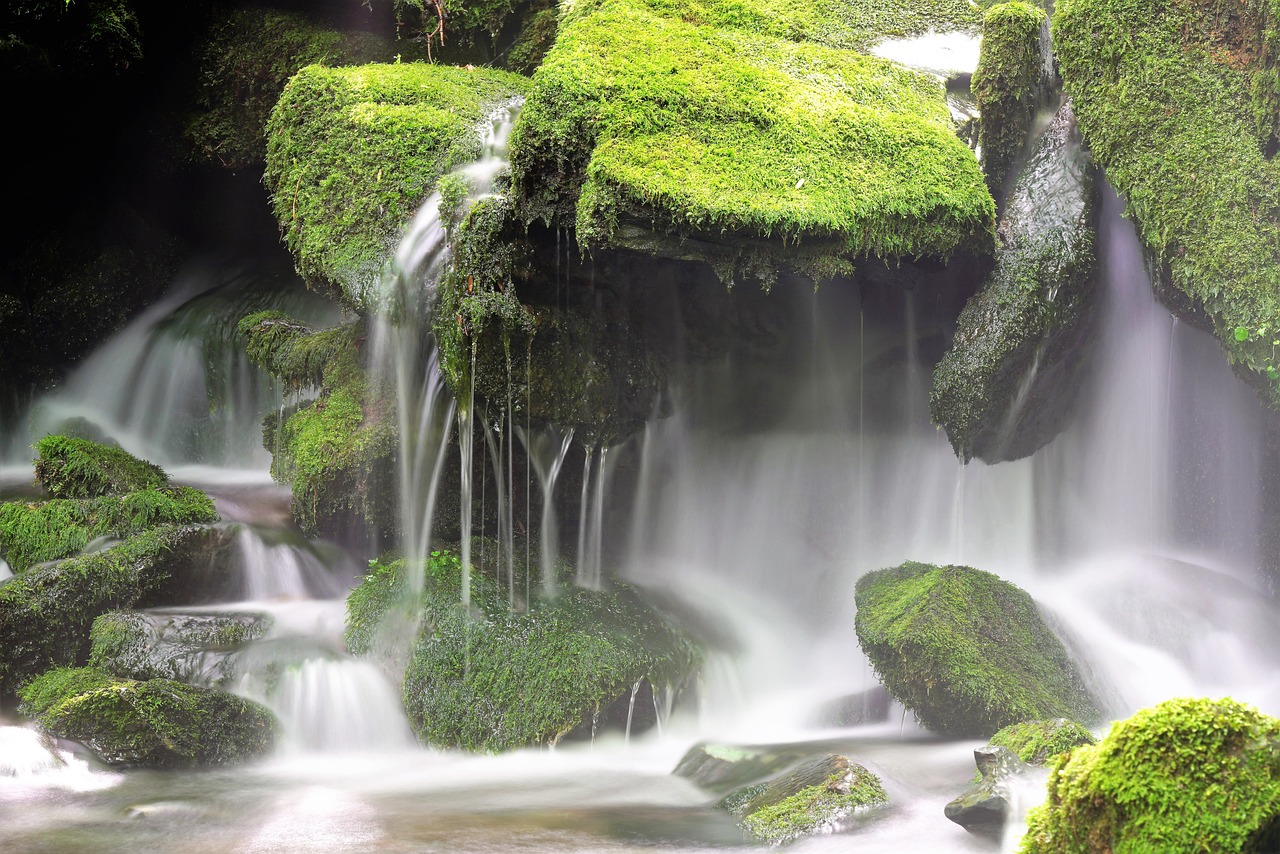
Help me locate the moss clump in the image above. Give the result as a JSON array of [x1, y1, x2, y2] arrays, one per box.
[[19, 666, 277, 768], [510, 0, 995, 283], [989, 718, 1096, 766], [186, 8, 398, 170], [1053, 0, 1280, 406], [0, 525, 216, 697], [854, 561, 1099, 737], [972, 2, 1048, 195], [723, 754, 888, 845], [33, 435, 168, 499], [0, 487, 217, 574], [931, 101, 1098, 463], [1020, 697, 1280, 853], [264, 61, 529, 309], [347, 549, 700, 752]]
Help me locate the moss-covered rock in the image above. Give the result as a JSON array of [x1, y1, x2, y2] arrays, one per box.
[[510, 0, 995, 284], [990, 717, 1096, 765], [972, 2, 1049, 196], [1053, 0, 1280, 407], [89, 609, 272, 686], [931, 101, 1099, 463], [1020, 697, 1280, 853], [33, 435, 168, 499], [0, 525, 223, 697], [854, 561, 1099, 737], [0, 487, 217, 574], [19, 666, 276, 768], [186, 8, 399, 170], [347, 548, 700, 752], [719, 753, 888, 845], [264, 61, 529, 309]]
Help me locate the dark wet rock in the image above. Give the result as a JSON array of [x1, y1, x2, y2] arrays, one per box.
[[931, 100, 1099, 463], [89, 609, 272, 686], [945, 745, 1030, 837]]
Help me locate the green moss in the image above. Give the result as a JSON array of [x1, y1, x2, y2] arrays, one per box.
[[186, 8, 398, 170], [264, 61, 529, 308], [971, 2, 1047, 194], [1053, 0, 1280, 406], [989, 718, 1096, 765], [19, 667, 277, 768], [1020, 697, 1280, 853], [0, 487, 217, 574], [740, 769, 887, 844], [33, 435, 168, 499], [510, 0, 995, 280], [854, 561, 1099, 737], [506, 4, 560, 75]]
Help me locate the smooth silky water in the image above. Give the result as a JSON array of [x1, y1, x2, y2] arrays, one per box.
[[2, 153, 1277, 851]]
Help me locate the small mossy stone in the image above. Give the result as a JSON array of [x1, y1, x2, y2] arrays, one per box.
[[19, 667, 277, 768], [33, 435, 168, 499], [854, 561, 1099, 737], [1020, 697, 1280, 853], [989, 717, 1095, 766]]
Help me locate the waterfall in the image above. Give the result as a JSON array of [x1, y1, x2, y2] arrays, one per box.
[[517, 424, 574, 599]]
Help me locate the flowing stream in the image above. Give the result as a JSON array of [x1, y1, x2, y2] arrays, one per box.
[[1, 150, 1277, 852]]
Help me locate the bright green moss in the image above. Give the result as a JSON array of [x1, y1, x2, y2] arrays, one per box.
[[511, 0, 995, 280], [740, 769, 888, 844], [1053, 0, 1280, 406], [854, 561, 1099, 737], [186, 8, 398, 170], [33, 435, 168, 499], [971, 2, 1047, 194], [19, 667, 277, 768], [264, 62, 529, 309], [1020, 697, 1280, 853], [989, 718, 1096, 765]]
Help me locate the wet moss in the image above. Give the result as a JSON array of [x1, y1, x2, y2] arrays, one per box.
[[971, 2, 1048, 195], [19, 666, 277, 768], [1020, 697, 1280, 853], [1053, 0, 1280, 406], [0, 486, 217, 573], [33, 435, 168, 499], [264, 61, 529, 309], [989, 718, 1096, 766], [854, 561, 1099, 737]]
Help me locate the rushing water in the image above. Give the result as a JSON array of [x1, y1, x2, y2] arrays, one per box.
[[2, 132, 1278, 854]]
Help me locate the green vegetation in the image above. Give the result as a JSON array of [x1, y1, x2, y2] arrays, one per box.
[[989, 718, 1096, 765], [33, 435, 168, 499], [510, 0, 995, 283], [1053, 0, 1280, 406], [19, 667, 277, 768], [971, 2, 1047, 195], [347, 548, 700, 752], [1020, 697, 1280, 853], [854, 561, 1099, 737], [187, 8, 397, 169], [264, 62, 529, 308], [0, 487, 216, 574], [506, 3, 560, 75]]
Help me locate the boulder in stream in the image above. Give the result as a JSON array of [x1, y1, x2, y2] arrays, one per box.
[[18, 666, 277, 769], [89, 609, 272, 686], [32, 434, 168, 499], [1021, 697, 1280, 852], [854, 561, 1100, 737]]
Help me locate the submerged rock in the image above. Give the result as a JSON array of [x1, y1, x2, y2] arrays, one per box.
[[931, 100, 1099, 463], [19, 667, 276, 769], [719, 754, 888, 845], [854, 561, 1099, 737], [1021, 697, 1280, 853], [89, 609, 272, 686]]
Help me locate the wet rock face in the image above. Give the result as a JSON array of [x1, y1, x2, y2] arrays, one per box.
[[931, 100, 1100, 463], [89, 609, 272, 686], [945, 745, 1029, 836]]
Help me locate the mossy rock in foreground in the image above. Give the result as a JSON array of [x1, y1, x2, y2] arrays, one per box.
[[1020, 697, 1280, 853], [19, 667, 277, 768], [720, 753, 888, 845], [854, 561, 1099, 737], [33, 434, 168, 499]]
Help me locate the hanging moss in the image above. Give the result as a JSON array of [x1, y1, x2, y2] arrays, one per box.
[[33, 435, 168, 499], [854, 561, 1100, 737], [1020, 697, 1280, 853], [971, 2, 1048, 195], [1053, 0, 1280, 407]]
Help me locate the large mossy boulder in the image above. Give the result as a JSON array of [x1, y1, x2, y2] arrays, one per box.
[[346, 549, 700, 752], [1020, 697, 1280, 853], [509, 0, 995, 284], [931, 100, 1099, 463], [89, 609, 272, 686], [1053, 0, 1280, 407], [264, 61, 529, 309], [19, 667, 276, 768], [854, 561, 1099, 737], [32, 434, 168, 499]]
